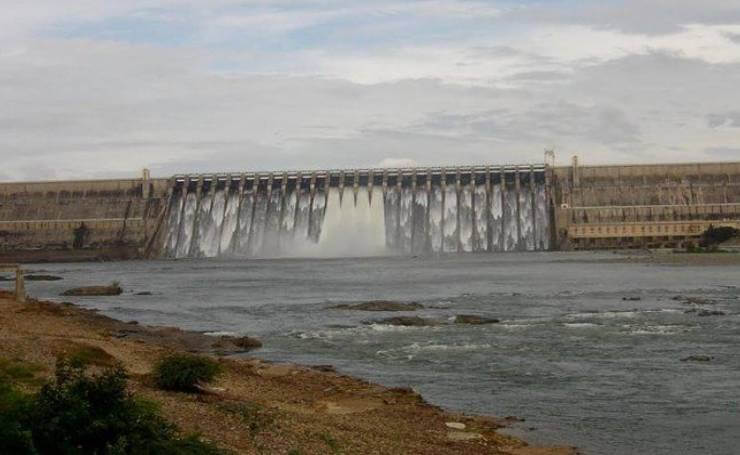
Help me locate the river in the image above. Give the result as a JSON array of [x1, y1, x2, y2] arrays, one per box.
[[19, 252, 740, 455]]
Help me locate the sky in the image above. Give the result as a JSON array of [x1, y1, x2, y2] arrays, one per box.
[[1, 0, 739, 180]]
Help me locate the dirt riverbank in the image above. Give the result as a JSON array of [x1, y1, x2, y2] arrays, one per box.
[[0, 291, 577, 455]]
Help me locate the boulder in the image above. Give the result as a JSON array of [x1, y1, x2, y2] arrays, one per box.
[[25, 275, 63, 281], [681, 355, 714, 362], [675, 296, 716, 305], [233, 336, 263, 350], [445, 422, 466, 430], [447, 431, 483, 441], [332, 300, 423, 311], [697, 310, 726, 317], [61, 284, 123, 296], [373, 316, 438, 327], [454, 315, 500, 325]]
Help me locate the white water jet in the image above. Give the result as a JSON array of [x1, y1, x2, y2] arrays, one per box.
[[313, 187, 386, 257], [535, 183, 550, 250], [235, 192, 254, 255], [219, 191, 240, 255], [443, 185, 458, 252], [399, 187, 414, 253], [192, 191, 214, 257], [261, 191, 282, 255], [459, 186, 474, 253], [519, 185, 535, 251], [384, 187, 400, 250], [199, 190, 225, 258], [249, 193, 268, 256], [412, 187, 428, 253], [429, 186, 443, 253], [164, 192, 184, 257], [294, 191, 311, 243], [175, 192, 198, 258], [279, 191, 297, 253], [474, 184, 488, 252], [308, 189, 326, 243], [490, 184, 503, 252], [503, 185, 518, 251]]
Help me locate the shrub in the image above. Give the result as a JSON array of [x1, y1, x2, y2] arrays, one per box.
[[153, 354, 221, 393], [0, 359, 226, 455], [700, 225, 739, 247], [0, 374, 35, 454]]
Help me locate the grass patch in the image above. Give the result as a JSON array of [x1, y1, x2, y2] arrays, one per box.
[[0, 358, 44, 386], [319, 432, 341, 453], [153, 353, 221, 393], [58, 342, 117, 368], [217, 401, 275, 435]]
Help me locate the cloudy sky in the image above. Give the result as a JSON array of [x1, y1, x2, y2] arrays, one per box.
[[1, 0, 739, 180]]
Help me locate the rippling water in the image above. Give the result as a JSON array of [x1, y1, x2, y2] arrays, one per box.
[[20, 253, 740, 455]]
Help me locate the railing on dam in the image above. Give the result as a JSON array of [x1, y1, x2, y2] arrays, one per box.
[[163, 164, 552, 258]]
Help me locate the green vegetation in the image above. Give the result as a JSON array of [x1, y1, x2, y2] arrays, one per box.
[[217, 401, 275, 435], [0, 358, 226, 455], [153, 353, 221, 393], [700, 225, 739, 247], [0, 358, 44, 386], [681, 226, 740, 253], [63, 343, 117, 368], [319, 432, 341, 453]]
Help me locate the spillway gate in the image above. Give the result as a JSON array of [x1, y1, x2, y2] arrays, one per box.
[[162, 164, 552, 258]]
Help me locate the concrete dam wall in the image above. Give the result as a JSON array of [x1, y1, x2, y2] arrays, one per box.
[[551, 161, 740, 249], [0, 176, 170, 261], [1, 160, 738, 261]]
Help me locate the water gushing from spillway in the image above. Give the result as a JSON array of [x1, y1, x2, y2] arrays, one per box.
[[164, 169, 551, 258]]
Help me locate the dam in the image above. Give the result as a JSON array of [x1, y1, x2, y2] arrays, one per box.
[[0, 159, 738, 261], [163, 165, 550, 258]]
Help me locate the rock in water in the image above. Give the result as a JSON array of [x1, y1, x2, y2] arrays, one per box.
[[25, 275, 64, 281], [373, 316, 438, 327], [233, 336, 263, 350], [681, 355, 714, 362], [332, 301, 424, 311], [697, 310, 726, 317], [454, 315, 500, 325], [61, 284, 123, 296], [135, 291, 153, 296]]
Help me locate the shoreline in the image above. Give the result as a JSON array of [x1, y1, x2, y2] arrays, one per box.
[[3, 248, 739, 267], [0, 291, 578, 455]]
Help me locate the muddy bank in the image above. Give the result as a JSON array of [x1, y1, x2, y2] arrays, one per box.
[[0, 291, 577, 455]]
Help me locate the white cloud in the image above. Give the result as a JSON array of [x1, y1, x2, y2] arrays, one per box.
[[0, 1, 739, 180]]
